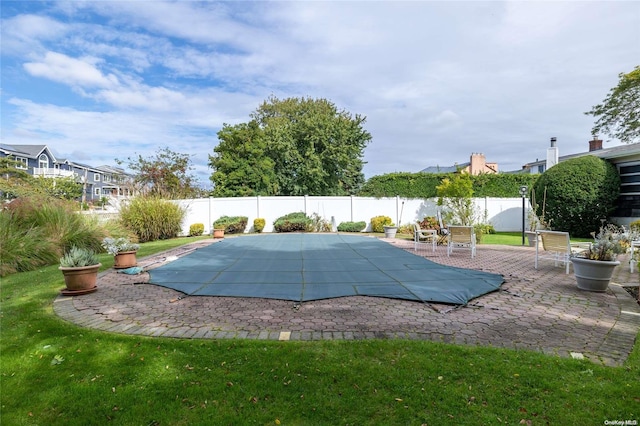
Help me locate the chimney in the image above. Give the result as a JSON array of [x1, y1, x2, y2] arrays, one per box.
[[589, 138, 603, 151], [546, 137, 559, 170]]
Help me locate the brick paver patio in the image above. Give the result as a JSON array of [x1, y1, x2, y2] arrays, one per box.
[[53, 237, 640, 366]]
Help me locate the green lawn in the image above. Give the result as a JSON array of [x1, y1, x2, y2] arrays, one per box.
[[1, 236, 638, 425]]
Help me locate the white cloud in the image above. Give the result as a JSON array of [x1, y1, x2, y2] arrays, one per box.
[[24, 51, 118, 89]]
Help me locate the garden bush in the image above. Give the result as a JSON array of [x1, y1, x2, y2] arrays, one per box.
[[253, 218, 266, 233], [418, 216, 439, 230], [273, 212, 312, 232], [0, 196, 106, 276], [473, 223, 496, 243], [213, 216, 248, 234], [370, 215, 392, 233], [337, 221, 366, 232], [119, 196, 185, 242], [532, 156, 620, 237], [630, 220, 640, 232], [189, 223, 205, 236]]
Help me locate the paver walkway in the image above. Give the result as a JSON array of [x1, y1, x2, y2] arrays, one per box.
[[54, 237, 640, 366]]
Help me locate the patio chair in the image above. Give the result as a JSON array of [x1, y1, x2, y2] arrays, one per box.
[[447, 225, 476, 258], [535, 230, 591, 274], [413, 223, 437, 252], [436, 210, 450, 245]]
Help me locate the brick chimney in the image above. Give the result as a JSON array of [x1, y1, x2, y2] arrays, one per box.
[[589, 138, 603, 151]]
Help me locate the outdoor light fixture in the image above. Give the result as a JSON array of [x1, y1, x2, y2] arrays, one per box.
[[519, 186, 528, 246]]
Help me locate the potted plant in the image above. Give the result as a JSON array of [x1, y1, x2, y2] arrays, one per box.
[[570, 224, 632, 292], [102, 237, 140, 269], [383, 223, 398, 238], [59, 246, 101, 295], [213, 227, 225, 238]]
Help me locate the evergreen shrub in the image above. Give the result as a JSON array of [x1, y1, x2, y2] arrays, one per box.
[[189, 223, 205, 236], [213, 216, 248, 234], [532, 156, 620, 237], [273, 212, 312, 232], [253, 218, 266, 233], [337, 221, 366, 232], [370, 215, 392, 233]]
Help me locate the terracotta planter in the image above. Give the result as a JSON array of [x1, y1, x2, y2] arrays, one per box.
[[213, 228, 225, 239], [114, 251, 138, 269], [570, 257, 620, 292], [59, 263, 101, 295]]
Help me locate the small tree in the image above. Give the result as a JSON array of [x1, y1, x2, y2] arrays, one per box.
[[436, 173, 476, 226], [532, 156, 620, 237]]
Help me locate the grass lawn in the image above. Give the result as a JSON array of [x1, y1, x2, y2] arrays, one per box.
[[1, 236, 639, 425]]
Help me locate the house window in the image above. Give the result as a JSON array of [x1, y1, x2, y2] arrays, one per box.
[[39, 154, 49, 169], [15, 157, 28, 169], [537, 165, 545, 173], [94, 188, 101, 196], [103, 174, 111, 183], [94, 173, 100, 182], [614, 161, 640, 217]]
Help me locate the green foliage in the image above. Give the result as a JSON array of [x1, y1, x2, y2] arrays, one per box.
[[188, 223, 205, 236], [337, 221, 366, 232], [629, 220, 640, 233], [0, 211, 57, 276], [209, 121, 279, 196], [118, 196, 186, 242], [532, 156, 620, 237], [358, 172, 538, 198], [211, 96, 371, 196], [31, 175, 83, 200], [253, 218, 266, 233], [213, 216, 248, 234], [586, 65, 640, 143], [370, 215, 392, 233], [59, 246, 100, 267], [437, 174, 476, 226], [473, 223, 496, 243], [101, 237, 140, 255], [273, 212, 312, 232], [117, 147, 203, 199]]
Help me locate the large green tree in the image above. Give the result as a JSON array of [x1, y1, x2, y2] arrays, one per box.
[[117, 147, 203, 199], [586, 65, 640, 143], [209, 96, 372, 196], [209, 121, 278, 197]]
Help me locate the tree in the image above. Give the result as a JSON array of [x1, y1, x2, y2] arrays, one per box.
[[31, 175, 83, 200], [209, 121, 278, 196], [532, 156, 620, 237], [586, 65, 640, 143], [436, 173, 476, 225], [117, 147, 202, 199], [210, 96, 372, 196]]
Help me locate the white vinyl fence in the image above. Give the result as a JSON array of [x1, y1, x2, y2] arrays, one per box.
[[174, 196, 530, 235]]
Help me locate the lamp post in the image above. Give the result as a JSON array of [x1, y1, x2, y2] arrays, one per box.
[[519, 185, 528, 246]]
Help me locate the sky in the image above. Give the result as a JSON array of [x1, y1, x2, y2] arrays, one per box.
[[1, 1, 639, 189]]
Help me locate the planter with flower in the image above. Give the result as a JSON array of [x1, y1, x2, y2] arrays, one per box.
[[102, 237, 140, 269], [59, 246, 101, 295], [570, 224, 631, 292]]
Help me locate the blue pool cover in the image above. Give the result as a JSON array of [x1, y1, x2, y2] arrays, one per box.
[[148, 234, 503, 305]]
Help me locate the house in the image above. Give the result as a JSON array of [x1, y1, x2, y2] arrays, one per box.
[[421, 153, 498, 175], [522, 137, 640, 224], [0, 144, 133, 203]]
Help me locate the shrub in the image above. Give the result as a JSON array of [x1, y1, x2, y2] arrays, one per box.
[[273, 212, 312, 232], [253, 218, 266, 233], [0, 210, 57, 276], [310, 213, 332, 232], [397, 224, 413, 235], [119, 196, 185, 242], [629, 220, 640, 233], [370, 215, 392, 233], [532, 156, 620, 237], [213, 216, 248, 234], [188, 223, 205, 236], [337, 221, 366, 232], [474, 223, 496, 243]]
